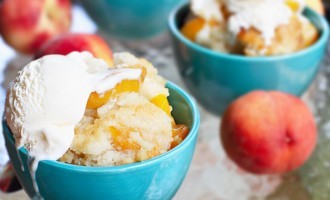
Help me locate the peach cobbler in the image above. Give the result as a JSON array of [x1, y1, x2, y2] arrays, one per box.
[[59, 53, 189, 166], [181, 0, 319, 56]]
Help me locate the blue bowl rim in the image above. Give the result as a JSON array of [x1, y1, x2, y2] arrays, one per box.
[[3, 81, 200, 173], [168, 2, 330, 62]]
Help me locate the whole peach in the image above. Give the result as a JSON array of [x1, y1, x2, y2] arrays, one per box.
[[0, 0, 71, 54], [35, 33, 113, 66], [221, 91, 317, 174]]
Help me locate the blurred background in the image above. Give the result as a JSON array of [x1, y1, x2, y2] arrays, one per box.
[[1, 0, 330, 199]]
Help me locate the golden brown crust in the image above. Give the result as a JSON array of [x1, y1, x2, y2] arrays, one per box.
[[60, 93, 173, 166], [237, 16, 305, 56], [181, 2, 320, 56], [59, 53, 178, 166], [301, 20, 319, 49]]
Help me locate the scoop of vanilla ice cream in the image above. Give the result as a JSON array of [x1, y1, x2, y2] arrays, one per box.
[[6, 53, 92, 162], [5, 52, 142, 168]]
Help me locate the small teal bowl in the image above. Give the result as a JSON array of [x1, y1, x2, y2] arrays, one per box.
[[3, 82, 200, 200], [80, 0, 188, 39], [169, 3, 329, 115]]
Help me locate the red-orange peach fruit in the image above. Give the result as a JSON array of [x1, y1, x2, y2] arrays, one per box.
[[0, 0, 71, 54], [221, 91, 317, 174], [35, 33, 113, 66]]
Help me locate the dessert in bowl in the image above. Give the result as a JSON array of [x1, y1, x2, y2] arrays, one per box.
[[3, 52, 200, 199], [169, 0, 329, 115], [181, 0, 320, 56]]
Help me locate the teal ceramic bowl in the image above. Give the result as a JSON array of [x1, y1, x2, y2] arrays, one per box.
[[169, 3, 329, 115], [3, 82, 200, 200], [80, 0, 188, 39]]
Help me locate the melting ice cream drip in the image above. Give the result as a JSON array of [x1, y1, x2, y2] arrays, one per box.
[[5, 52, 142, 197]]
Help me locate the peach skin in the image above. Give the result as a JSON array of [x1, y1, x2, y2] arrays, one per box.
[[35, 33, 113, 66], [0, 0, 71, 54], [221, 91, 317, 174]]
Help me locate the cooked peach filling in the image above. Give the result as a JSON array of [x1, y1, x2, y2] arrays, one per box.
[[150, 94, 172, 116], [86, 79, 141, 109], [86, 67, 146, 109], [86, 67, 189, 156], [109, 123, 189, 155], [109, 126, 141, 150], [285, 0, 301, 12], [171, 124, 190, 149], [181, 1, 300, 41], [109, 126, 161, 159], [181, 17, 205, 41]]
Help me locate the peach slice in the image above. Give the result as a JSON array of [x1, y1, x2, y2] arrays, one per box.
[[150, 94, 172, 116], [86, 79, 140, 109], [150, 94, 189, 149], [86, 67, 146, 109], [181, 17, 205, 41], [285, 0, 301, 12], [109, 126, 141, 151], [109, 126, 160, 158], [171, 124, 189, 149]]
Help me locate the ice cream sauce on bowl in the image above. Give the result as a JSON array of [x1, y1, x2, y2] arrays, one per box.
[[5, 52, 142, 199]]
